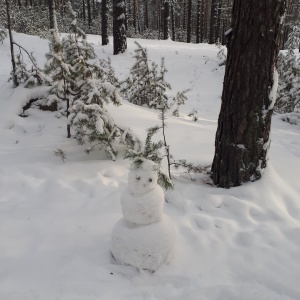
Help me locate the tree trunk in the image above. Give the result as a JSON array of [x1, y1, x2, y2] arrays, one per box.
[[209, 0, 217, 44], [144, 0, 149, 30], [211, 0, 286, 188], [87, 0, 92, 29], [133, 0, 137, 33], [171, 2, 175, 41], [163, 1, 170, 40], [186, 0, 192, 43], [113, 0, 127, 55], [215, 0, 222, 42], [101, 0, 109, 45], [200, 0, 205, 42], [5, 0, 18, 87], [196, 0, 201, 43], [82, 0, 86, 21], [48, 0, 55, 29]]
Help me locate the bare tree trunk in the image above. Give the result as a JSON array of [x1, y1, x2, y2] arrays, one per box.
[[133, 0, 137, 33], [82, 0, 86, 21], [48, 0, 55, 29], [87, 0, 92, 29], [5, 0, 18, 87], [101, 0, 109, 45], [216, 0, 222, 42], [171, 2, 175, 41], [209, 0, 217, 43], [196, 0, 201, 43], [113, 0, 127, 55], [212, 0, 286, 188], [186, 0, 192, 43], [144, 0, 149, 30], [163, 1, 170, 39], [200, 0, 205, 42]]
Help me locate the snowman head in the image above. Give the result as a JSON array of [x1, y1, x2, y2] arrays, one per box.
[[128, 159, 159, 195]]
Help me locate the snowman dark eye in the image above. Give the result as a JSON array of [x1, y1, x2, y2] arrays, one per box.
[[136, 176, 141, 181], [149, 178, 152, 182]]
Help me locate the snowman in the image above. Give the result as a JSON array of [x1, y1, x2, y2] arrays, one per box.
[[111, 159, 175, 272]]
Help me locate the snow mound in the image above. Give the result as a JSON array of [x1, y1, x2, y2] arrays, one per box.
[[111, 215, 175, 272]]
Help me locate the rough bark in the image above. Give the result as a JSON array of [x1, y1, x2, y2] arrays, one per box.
[[212, 0, 286, 188], [101, 0, 109, 45], [113, 0, 127, 55], [163, 1, 170, 40]]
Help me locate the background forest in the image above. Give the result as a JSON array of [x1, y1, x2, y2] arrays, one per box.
[[0, 0, 299, 48]]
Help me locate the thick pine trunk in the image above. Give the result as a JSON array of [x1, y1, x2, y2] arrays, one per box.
[[113, 0, 127, 55], [101, 0, 109, 45], [211, 0, 286, 188]]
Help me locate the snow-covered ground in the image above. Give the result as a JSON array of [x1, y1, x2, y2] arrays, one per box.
[[0, 33, 300, 300]]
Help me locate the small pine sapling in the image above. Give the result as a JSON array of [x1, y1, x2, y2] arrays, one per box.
[[171, 89, 190, 117], [188, 108, 198, 121], [12, 49, 48, 88], [0, 24, 7, 43], [216, 39, 227, 66], [275, 48, 300, 113], [122, 41, 153, 106], [99, 57, 120, 88], [54, 148, 67, 162]]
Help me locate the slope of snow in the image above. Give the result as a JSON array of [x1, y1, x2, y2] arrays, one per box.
[[0, 33, 300, 300]]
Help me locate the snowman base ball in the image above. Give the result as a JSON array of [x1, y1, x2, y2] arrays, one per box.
[[111, 216, 175, 272]]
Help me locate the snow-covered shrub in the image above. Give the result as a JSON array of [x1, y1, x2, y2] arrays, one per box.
[[121, 41, 154, 106], [12, 51, 47, 88], [285, 23, 300, 50], [0, 24, 7, 43], [275, 48, 300, 113], [216, 40, 227, 66], [123, 42, 189, 115], [99, 57, 120, 88]]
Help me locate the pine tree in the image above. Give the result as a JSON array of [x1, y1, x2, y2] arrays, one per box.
[[275, 48, 300, 113], [122, 41, 153, 106], [44, 27, 72, 137], [63, 2, 140, 159], [211, 0, 286, 188]]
